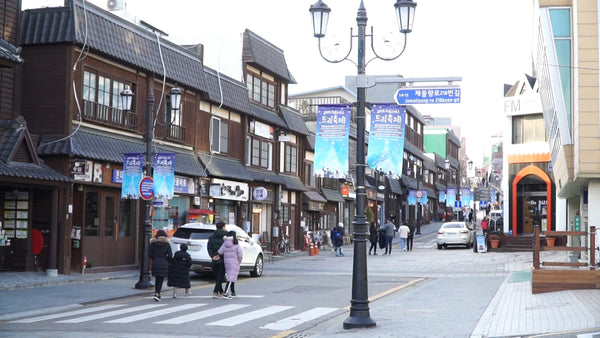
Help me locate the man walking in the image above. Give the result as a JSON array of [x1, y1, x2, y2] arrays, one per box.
[[207, 220, 228, 298], [407, 222, 415, 251], [382, 219, 396, 255], [398, 223, 410, 252]]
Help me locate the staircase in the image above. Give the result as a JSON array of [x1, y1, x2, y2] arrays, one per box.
[[489, 234, 534, 252]]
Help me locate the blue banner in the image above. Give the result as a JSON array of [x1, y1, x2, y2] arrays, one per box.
[[153, 153, 175, 200], [420, 190, 428, 205], [366, 104, 406, 176], [121, 153, 143, 199], [446, 188, 456, 207], [408, 190, 417, 206], [439, 191, 446, 203], [461, 188, 472, 208], [314, 105, 350, 179]]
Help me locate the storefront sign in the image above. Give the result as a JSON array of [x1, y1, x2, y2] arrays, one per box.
[[307, 201, 324, 211], [73, 160, 93, 182], [209, 178, 249, 201], [174, 176, 195, 194], [253, 187, 268, 201]]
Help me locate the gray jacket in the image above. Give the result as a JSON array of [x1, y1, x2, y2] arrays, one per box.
[[383, 222, 396, 237]]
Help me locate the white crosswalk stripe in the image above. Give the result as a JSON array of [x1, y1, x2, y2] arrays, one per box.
[[260, 307, 338, 330], [56, 304, 162, 323], [8, 304, 126, 323], [206, 305, 294, 326], [155, 304, 250, 325], [105, 304, 207, 323]]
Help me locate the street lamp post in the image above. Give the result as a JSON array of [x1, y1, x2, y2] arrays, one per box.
[[121, 84, 183, 290], [444, 159, 450, 221], [309, 0, 416, 330]]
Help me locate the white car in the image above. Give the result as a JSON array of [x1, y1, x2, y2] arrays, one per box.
[[169, 223, 264, 277], [437, 221, 474, 249]]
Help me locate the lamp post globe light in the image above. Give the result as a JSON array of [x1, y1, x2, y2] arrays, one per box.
[[309, 0, 416, 329], [120, 84, 183, 289]]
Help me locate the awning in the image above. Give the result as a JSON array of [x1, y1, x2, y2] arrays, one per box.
[[198, 153, 253, 181], [321, 188, 345, 202], [247, 168, 285, 184], [303, 190, 327, 203], [187, 208, 214, 215], [388, 178, 402, 195], [279, 174, 308, 192]]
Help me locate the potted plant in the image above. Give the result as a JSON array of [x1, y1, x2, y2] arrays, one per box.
[[545, 237, 556, 246], [488, 232, 501, 249], [86, 259, 93, 269]]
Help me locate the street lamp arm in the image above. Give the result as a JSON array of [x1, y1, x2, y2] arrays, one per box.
[[316, 29, 356, 66], [365, 27, 408, 66]]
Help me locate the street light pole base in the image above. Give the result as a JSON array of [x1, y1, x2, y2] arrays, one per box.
[[134, 278, 153, 290], [343, 315, 376, 329]]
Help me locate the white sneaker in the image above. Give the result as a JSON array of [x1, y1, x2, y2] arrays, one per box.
[[221, 294, 232, 300]]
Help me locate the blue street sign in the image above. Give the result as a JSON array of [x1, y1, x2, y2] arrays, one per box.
[[394, 87, 461, 104]]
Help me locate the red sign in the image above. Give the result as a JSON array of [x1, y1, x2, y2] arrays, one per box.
[[139, 176, 154, 200], [341, 186, 349, 197], [416, 190, 423, 198]]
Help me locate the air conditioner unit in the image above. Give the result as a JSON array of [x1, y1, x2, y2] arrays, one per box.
[[107, 0, 125, 11]]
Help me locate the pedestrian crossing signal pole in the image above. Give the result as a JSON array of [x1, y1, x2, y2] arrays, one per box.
[[310, 0, 416, 330]]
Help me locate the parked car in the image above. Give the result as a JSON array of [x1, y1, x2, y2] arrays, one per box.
[[437, 221, 474, 249], [169, 223, 264, 277]]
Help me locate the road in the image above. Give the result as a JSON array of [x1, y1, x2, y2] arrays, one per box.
[[0, 221, 521, 337]]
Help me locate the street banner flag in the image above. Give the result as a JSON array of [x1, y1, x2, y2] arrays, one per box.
[[461, 188, 472, 208], [366, 104, 406, 176], [314, 105, 350, 179], [408, 189, 417, 206], [122, 153, 143, 199], [447, 188, 456, 207], [420, 190, 428, 205], [153, 153, 175, 200], [439, 190, 446, 203]]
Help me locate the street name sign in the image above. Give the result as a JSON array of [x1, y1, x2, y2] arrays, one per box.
[[394, 87, 461, 105]]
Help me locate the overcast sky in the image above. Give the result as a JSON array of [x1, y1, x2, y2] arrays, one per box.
[[23, 0, 537, 161]]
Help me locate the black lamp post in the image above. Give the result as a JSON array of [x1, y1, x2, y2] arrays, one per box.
[[407, 164, 426, 235], [309, 0, 416, 330], [121, 84, 183, 289], [444, 159, 450, 220]]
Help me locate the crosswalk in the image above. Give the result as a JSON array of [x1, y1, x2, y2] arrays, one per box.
[[8, 300, 339, 331]]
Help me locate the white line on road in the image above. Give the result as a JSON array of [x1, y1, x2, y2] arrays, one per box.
[[260, 307, 338, 330], [8, 304, 126, 323], [104, 304, 207, 323], [155, 304, 250, 324], [56, 304, 162, 323], [206, 305, 294, 326]]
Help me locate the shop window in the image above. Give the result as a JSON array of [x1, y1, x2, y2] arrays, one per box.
[[84, 191, 99, 236]]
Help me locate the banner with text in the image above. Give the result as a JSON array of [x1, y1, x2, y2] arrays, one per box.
[[121, 153, 144, 199], [366, 104, 406, 176], [314, 105, 350, 179], [439, 190, 446, 203], [446, 188, 456, 207], [461, 188, 472, 208], [153, 153, 175, 200]]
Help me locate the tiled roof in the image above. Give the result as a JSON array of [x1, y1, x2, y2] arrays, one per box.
[[198, 153, 253, 181], [249, 104, 287, 128], [0, 39, 23, 65], [279, 174, 307, 192], [246, 168, 284, 185], [204, 67, 251, 114], [242, 29, 295, 83], [321, 188, 344, 202], [303, 190, 326, 203], [280, 106, 310, 136], [0, 118, 70, 182], [388, 178, 402, 194], [21, 1, 206, 93], [37, 129, 206, 177]]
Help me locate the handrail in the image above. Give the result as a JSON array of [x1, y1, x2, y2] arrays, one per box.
[[533, 225, 596, 269]]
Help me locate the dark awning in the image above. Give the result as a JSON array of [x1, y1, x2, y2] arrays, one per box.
[[198, 153, 253, 181], [388, 178, 402, 195], [303, 190, 327, 203], [279, 174, 308, 192], [247, 168, 285, 184], [321, 188, 345, 202]]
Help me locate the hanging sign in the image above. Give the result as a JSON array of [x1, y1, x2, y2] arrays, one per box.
[[139, 176, 154, 200]]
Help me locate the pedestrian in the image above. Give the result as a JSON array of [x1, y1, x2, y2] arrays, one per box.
[[407, 222, 415, 251], [148, 229, 172, 302], [398, 223, 410, 251], [331, 224, 344, 256], [369, 222, 379, 255], [207, 220, 228, 299], [218, 231, 243, 299], [382, 219, 396, 255], [168, 243, 192, 298], [481, 217, 489, 235]]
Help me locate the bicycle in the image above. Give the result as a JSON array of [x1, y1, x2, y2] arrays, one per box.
[[277, 235, 291, 256]]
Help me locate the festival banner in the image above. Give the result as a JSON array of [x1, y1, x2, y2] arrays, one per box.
[[408, 190, 417, 206], [121, 153, 144, 199], [420, 190, 428, 205], [446, 188, 456, 207], [153, 153, 175, 200], [314, 105, 350, 178], [439, 190, 446, 203], [366, 104, 406, 176], [461, 188, 472, 208]]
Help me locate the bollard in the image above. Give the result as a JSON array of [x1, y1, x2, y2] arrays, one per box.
[[315, 243, 319, 255], [83, 256, 87, 274], [309, 242, 315, 256]]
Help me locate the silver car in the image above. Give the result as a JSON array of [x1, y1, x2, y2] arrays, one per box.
[[169, 223, 264, 277], [437, 221, 474, 249]]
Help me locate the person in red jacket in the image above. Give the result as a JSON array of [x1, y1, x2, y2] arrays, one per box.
[[481, 218, 489, 235]]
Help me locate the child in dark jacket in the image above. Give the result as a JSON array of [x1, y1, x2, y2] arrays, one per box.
[[168, 243, 192, 298]]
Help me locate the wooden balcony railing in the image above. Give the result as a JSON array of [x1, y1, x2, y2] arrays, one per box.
[[83, 100, 138, 131], [533, 225, 596, 269]]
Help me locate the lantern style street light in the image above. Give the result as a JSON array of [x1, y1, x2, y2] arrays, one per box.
[[309, 0, 416, 329], [121, 84, 183, 289]]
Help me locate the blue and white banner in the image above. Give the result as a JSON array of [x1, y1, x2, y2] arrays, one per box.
[[408, 190, 417, 206], [446, 188, 456, 207], [153, 153, 175, 200], [121, 153, 144, 199], [439, 191, 446, 203], [366, 104, 406, 176], [314, 105, 350, 179], [461, 188, 472, 208], [420, 190, 428, 205]]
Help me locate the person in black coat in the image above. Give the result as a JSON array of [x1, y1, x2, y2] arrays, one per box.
[[168, 243, 192, 298], [368, 222, 379, 255], [149, 229, 172, 302]]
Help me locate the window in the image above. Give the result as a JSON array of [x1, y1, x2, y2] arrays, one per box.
[[549, 8, 572, 130], [305, 162, 316, 188], [210, 117, 230, 154], [84, 191, 99, 236], [247, 72, 276, 108], [83, 71, 97, 101], [512, 114, 546, 144], [246, 136, 273, 170], [284, 144, 298, 174], [82, 70, 129, 124]]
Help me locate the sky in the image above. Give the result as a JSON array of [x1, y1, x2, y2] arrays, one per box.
[[23, 0, 537, 162]]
